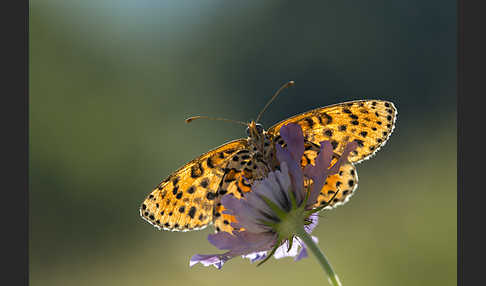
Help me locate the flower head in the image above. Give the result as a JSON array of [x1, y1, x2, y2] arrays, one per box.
[[190, 123, 357, 269]]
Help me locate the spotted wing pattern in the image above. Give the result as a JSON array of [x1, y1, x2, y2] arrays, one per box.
[[274, 137, 360, 210], [212, 152, 271, 234], [267, 100, 397, 164], [140, 139, 248, 232], [316, 162, 359, 208], [303, 152, 358, 210], [297, 140, 359, 208]]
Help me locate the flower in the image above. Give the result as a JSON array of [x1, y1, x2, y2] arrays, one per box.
[[190, 123, 358, 270]]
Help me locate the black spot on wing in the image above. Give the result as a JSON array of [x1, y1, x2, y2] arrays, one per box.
[[321, 112, 333, 124], [188, 207, 197, 219], [206, 192, 217, 200], [206, 157, 215, 168], [191, 162, 204, 178]]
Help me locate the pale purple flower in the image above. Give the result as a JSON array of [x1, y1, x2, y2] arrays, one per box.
[[190, 123, 357, 269]]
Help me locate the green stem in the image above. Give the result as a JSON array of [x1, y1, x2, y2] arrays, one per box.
[[296, 228, 342, 286]]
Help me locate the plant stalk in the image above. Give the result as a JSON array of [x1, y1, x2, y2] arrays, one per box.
[[296, 227, 342, 286]]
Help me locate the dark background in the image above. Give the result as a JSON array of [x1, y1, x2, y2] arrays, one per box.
[[30, 1, 456, 285]]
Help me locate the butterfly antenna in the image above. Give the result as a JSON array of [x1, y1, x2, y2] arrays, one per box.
[[185, 116, 248, 126], [255, 80, 295, 123]]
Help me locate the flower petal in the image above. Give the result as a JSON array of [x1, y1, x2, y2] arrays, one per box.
[[303, 141, 333, 206], [207, 231, 242, 250], [248, 182, 280, 215], [328, 140, 358, 174], [304, 213, 319, 234], [295, 235, 319, 261], [276, 124, 307, 204], [273, 238, 301, 260], [252, 168, 291, 212], [276, 144, 304, 204], [189, 254, 227, 269], [192, 231, 277, 269], [304, 141, 334, 180], [226, 231, 277, 257], [304, 141, 358, 207], [221, 195, 270, 233], [271, 162, 293, 211], [207, 230, 277, 258], [279, 123, 305, 162], [295, 246, 308, 261], [242, 251, 268, 263]]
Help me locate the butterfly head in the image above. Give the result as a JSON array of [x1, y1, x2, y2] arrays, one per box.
[[246, 121, 265, 138]]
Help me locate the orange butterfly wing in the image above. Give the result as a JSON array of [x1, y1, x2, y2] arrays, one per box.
[[140, 139, 248, 231], [267, 100, 397, 164]]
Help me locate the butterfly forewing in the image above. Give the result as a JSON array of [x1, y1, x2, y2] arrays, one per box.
[[267, 100, 397, 164], [140, 139, 248, 231]]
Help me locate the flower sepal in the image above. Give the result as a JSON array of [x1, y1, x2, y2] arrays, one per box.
[[256, 188, 314, 266]]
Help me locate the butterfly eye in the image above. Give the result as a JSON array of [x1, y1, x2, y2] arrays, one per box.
[[255, 123, 264, 133]]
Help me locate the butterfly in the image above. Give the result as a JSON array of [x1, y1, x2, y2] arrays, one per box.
[[140, 81, 397, 235]]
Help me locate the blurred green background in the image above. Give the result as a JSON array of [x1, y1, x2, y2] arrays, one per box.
[[30, 1, 456, 285]]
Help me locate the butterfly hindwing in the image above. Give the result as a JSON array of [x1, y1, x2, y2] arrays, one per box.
[[267, 100, 397, 164], [315, 162, 359, 208], [212, 153, 270, 233], [140, 139, 248, 231], [298, 140, 359, 208]]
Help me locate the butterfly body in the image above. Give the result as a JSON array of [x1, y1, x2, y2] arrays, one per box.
[[140, 99, 397, 234]]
